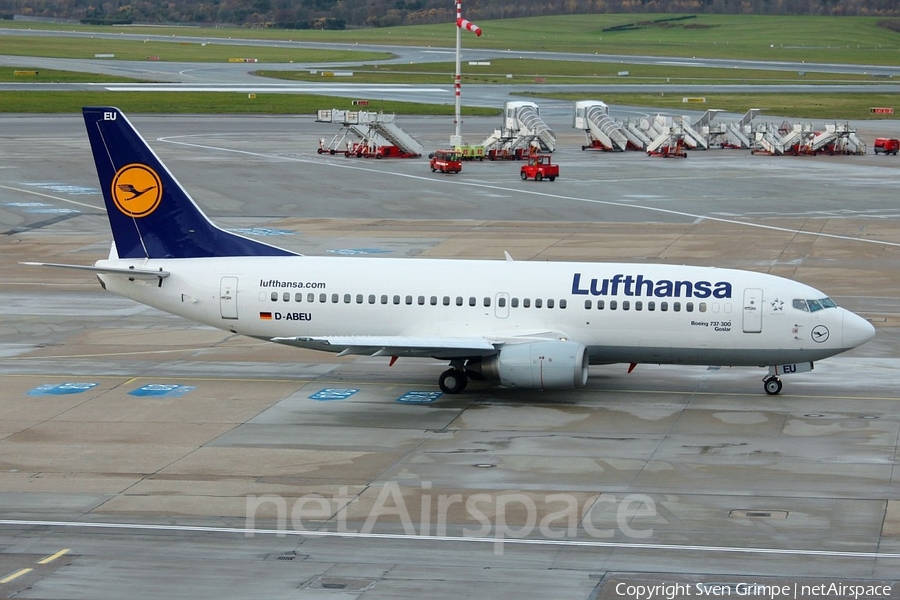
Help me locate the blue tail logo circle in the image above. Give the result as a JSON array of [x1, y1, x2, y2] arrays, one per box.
[[111, 164, 163, 218]]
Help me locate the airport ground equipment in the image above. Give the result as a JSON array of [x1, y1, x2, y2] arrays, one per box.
[[316, 109, 424, 158], [874, 137, 899, 155], [573, 100, 642, 151], [519, 154, 559, 181], [753, 121, 865, 156], [429, 149, 462, 173], [480, 101, 556, 158]]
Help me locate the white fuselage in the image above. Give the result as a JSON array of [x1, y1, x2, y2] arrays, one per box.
[[95, 255, 873, 367]]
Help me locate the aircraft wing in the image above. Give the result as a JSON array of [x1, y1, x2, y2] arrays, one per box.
[[271, 335, 502, 359], [21, 262, 170, 280]]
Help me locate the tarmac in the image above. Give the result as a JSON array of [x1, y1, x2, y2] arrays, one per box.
[[1, 111, 899, 598]]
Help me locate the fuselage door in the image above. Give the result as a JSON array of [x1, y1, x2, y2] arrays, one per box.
[[220, 276, 239, 320], [495, 293, 510, 319], [742, 288, 763, 333]]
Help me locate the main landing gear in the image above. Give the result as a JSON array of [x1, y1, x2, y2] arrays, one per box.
[[763, 375, 783, 395], [439, 367, 468, 394]]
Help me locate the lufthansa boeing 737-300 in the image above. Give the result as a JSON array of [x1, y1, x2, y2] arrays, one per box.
[[26, 107, 876, 395]]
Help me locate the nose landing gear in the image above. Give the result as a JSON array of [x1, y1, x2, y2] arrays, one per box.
[[763, 375, 783, 395]]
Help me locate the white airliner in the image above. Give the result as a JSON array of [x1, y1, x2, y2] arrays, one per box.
[[29, 107, 876, 395]]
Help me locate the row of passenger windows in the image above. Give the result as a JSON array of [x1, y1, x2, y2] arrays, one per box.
[[267, 292, 721, 313], [584, 299, 708, 313], [268, 292, 569, 309]]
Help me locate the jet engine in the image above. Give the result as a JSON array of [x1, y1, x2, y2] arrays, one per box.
[[466, 341, 588, 390]]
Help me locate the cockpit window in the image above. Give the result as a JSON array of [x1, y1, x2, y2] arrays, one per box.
[[793, 297, 837, 312]]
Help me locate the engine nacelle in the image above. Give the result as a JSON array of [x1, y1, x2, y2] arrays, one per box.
[[467, 341, 589, 390]]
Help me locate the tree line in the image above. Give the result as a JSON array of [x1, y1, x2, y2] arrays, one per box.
[[2, 0, 899, 29]]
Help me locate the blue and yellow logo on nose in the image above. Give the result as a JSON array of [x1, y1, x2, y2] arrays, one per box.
[[111, 164, 162, 218]]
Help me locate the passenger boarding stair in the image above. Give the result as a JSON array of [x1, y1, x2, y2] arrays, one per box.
[[315, 108, 423, 157], [573, 100, 634, 151], [481, 101, 556, 155]]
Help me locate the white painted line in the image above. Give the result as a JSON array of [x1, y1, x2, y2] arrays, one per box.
[[1, 519, 897, 560]]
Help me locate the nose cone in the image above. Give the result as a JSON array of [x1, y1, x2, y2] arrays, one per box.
[[842, 310, 876, 350]]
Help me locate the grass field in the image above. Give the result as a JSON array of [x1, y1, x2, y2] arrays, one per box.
[[4, 14, 900, 64], [0, 34, 391, 63], [1, 15, 899, 117], [258, 59, 884, 86], [0, 90, 499, 115]]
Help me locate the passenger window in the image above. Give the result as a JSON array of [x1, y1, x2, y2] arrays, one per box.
[[430, 296, 437, 306], [498, 297, 507, 308], [559, 299, 567, 309], [674, 302, 681, 312], [610, 300, 617, 310], [295, 293, 303, 302], [597, 300, 604, 310], [319, 293, 327, 303], [443, 296, 450, 306], [699, 302, 707, 313], [686, 302, 694, 312], [308, 293, 315, 303], [661, 302, 668, 312], [648, 301, 655, 311], [393, 295, 400, 305], [456, 296, 463, 306], [344, 294, 351, 304], [483, 297, 491, 307], [405, 295, 413, 305], [511, 298, 519, 308], [523, 298, 531, 308], [535, 299, 543, 308], [469, 297, 476, 307], [547, 299, 554, 309], [368, 294, 375, 304], [271, 292, 278, 302], [356, 294, 364, 304], [282, 292, 289, 302], [622, 301, 630, 311], [584, 300, 592, 309], [635, 301, 642, 311], [418, 296, 425, 306], [381, 295, 388, 304], [332, 294, 339, 303]]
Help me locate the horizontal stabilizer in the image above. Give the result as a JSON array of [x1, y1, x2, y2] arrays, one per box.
[[21, 262, 170, 280]]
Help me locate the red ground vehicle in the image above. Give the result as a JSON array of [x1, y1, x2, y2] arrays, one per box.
[[519, 154, 559, 181], [429, 149, 462, 174], [874, 137, 899, 155]]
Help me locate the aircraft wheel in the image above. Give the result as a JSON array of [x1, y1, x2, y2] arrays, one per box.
[[439, 369, 468, 394], [763, 376, 783, 395]]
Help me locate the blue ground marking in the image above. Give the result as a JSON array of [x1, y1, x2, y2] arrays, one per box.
[[228, 227, 295, 237], [128, 384, 196, 398], [23, 183, 98, 195], [3, 202, 78, 214], [395, 391, 443, 404], [327, 248, 392, 255], [310, 388, 359, 401], [27, 382, 98, 396]]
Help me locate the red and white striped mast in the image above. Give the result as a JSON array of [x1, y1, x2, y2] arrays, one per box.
[[453, 0, 480, 147]]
